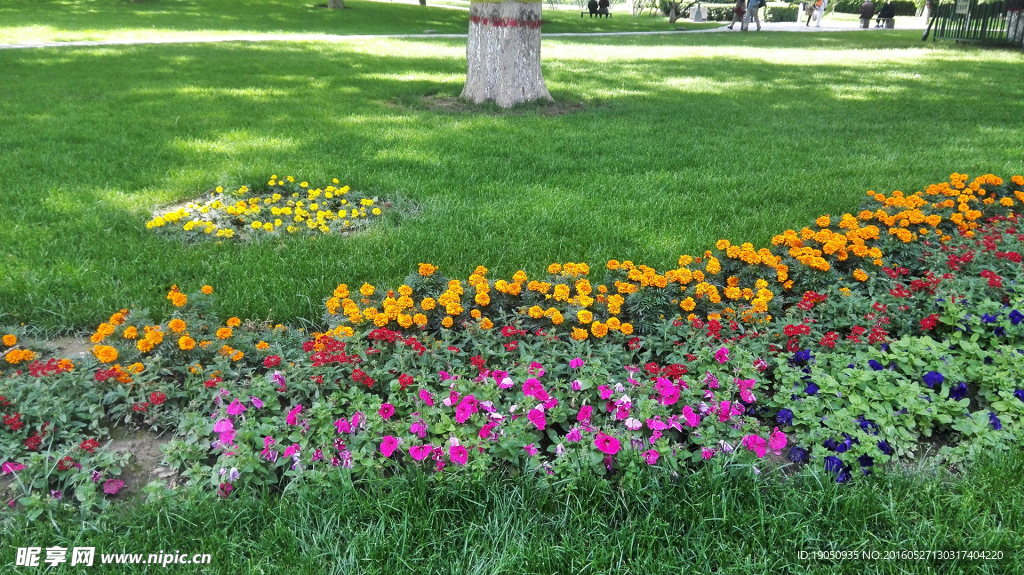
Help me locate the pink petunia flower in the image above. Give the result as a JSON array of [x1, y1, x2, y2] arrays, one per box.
[[594, 432, 621, 455], [566, 427, 583, 443], [524, 443, 539, 457], [768, 427, 788, 455], [736, 378, 757, 403], [284, 444, 300, 458], [498, 377, 514, 390], [449, 445, 468, 465], [479, 421, 498, 440], [410, 420, 428, 438], [250, 396, 264, 409], [418, 389, 434, 406], [641, 449, 659, 465], [598, 385, 612, 400], [379, 403, 395, 420], [718, 401, 732, 423], [577, 405, 593, 423], [569, 357, 585, 369], [701, 447, 714, 460], [409, 445, 432, 461], [682, 405, 700, 427], [2, 461, 26, 475], [742, 434, 767, 458], [213, 418, 233, 433], [380, 436, 399, 457], [102, 479, 125, 495], [624, 417, 642, 431], [286, 404, 303, 426], [714, 346, 729, 364], [226, 399, 247, 416], [455, 395, 478, 424], [528, 408, 546, 430], [571, 379, 582, 391], [335, 417, 351, 434]]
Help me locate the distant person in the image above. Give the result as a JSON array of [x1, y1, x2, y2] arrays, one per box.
[[805, 0, 821, 25], [875, 0, 895, 26], [858, 0, 875, 27], [598, 0, 610, 16], [587, 0, 599, 16], [742, 0, 761, 30], [813, 0, 828, 27], [728, 0, 746, 30]]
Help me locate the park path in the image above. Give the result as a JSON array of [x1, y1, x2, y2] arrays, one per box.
[[0, 18, 927, 50]]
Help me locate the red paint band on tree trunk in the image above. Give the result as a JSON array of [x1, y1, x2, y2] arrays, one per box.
[[469, 16, 543, 28]]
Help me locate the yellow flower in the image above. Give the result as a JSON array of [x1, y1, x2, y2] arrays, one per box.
[[480, 318, 494, 330], [470, 309, 482, 319], [413, 313, 428, 327], [421, 297, 437, 311], [548, 263, 562, 274], [577, 310, 593, 324], [853, 269, 868, 282], [528, 306, 545, 319], [92, 345, 118, 364], [227, 317, 241, 328], [201, 285, 214, 295], [2, 334, 16, 347], [360, 283, 375, 297], [475, 292, 490, 306], [442, 317, 454, 328], [680, 297, 696, 312], [620, 322, 633, 335], [398, 285, 413, 297], [571, 327, 588, 341], [591, 322, 608, 338], [168, 319, 186, 333], [179, 336, 196, 351], [606, 259, 620, 270], [136, 339, 155, 353], [816, 215, 831, 228], [231, 351, 244, 361], [216, 328, 233, 340], [256, 341, 270, 350]]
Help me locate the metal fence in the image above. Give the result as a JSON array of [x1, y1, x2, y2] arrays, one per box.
[[930, 0, 1022, 45]]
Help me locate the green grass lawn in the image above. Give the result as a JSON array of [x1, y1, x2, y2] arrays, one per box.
[[1, 31, 1022, 332], [4, 450, 1022, 573], [0, 0, 717, 44]]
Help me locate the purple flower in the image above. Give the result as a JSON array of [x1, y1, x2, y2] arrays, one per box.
[[923, 371, 944, 389], [571, 379, 582, 391], [857, 454, 874, 468], [380, 436, 399, 457], [787, 446, 808, 464], [92, 470, 102, 483], [804, 382, 819, 395], [990, 412, 1002, 430], [250, 396, 264, 409], [791, 350, 811, 364], [1014, 389, 1024, 403], [868, 360, 883, 371], [226, 399, 246, 416], [949, 382, 968, 401], [271, 370, 286, 389], [50, 490, 62, 500], [103, 479, 125, 495], [824, 456, 843, 475], [981, 313, 998, 323], [776, 409, 794, 426], [1009, 309, 1023, 326], [877, 440, 893, 455]]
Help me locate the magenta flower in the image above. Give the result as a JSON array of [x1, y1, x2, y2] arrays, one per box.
[[768, 427, 788, 455], [646, 417, 668, 431], [409, 445, 432, 461], [379, 403, 395, 420], [714, 346, 729, 364], [742, 434, 767, 458], [380, 436, 399, 457], [701, 447, 714, 460], [334, 417, 351, 434], [594, 432, 621, 455], [1, 461, 26, 475], [718, 401, 732, 423], [286, 404, 303, 426], [598, 385, 612, 400], [498, 377, 514, 390], [528, 408, 546, 430], [455, 395, 479, 424], [410, 420, 428, 438], [641, 449, 659, 465], [449, 445, 468, 465], [682, 405, 700, 427], [577, 404, 593, 423], [569, 357, 585, 369], [213, 418, 233, 433], [284, 444, 300, 458], [703, 371, 719, 389], [566, 427, 582, 443], [479, 421, 498, 440], [571, 379, 583, 391], [419, 389, 435, 406], [524, 443, 539, 457], [624, 417, 642, 431], [226, 399, 247, 416], [736, 378, 757, 403], [103, 479, 125, 495], [351, 412, 363, 428], [522, 378, 549, 401], [250, 396, 264, 409], [528, 361, 545, 376]]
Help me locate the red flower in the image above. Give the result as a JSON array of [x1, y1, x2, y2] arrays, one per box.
[[398, 373, 413, 390], [79, 438, 100, 453], [204, 376, 223, 389], [264, 355, 282, 368], [149, 392, 166, 406]]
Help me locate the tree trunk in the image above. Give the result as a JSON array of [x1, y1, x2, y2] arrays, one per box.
[[668, 3, 678, 23], [461, 1, 553, 108], [1008, 10, 1023, 45], [328, 0, 345, 8]]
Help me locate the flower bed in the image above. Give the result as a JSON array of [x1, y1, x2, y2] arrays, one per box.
[[2, 173, 1023, 513], [145, 175, 385, 239]]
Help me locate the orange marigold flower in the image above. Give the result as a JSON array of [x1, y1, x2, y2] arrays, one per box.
[[201, 285, 214, 295], [122, 326, 138, 340], [127, 362, 145, 374], [56, 358, 74, 372], [179, 336, 196, 351], [853, 269, 868, 282], [413, 313, 428, 327], [216, 328, 233, 340], [92, 345, 118, 363], [591, 322, 608, 338], [470, 309, 482, 319], [548, 263, 562, 274], [360, 283, 375, 297], [136, 339, 155, 353], [475, 292, 490, 306], [421, 297, 437, 311], [256, 341, 270, 350], [231, 351, 244, 362], [577, 310, 594, 324], [441, 317, 454, 328], [168, 319, 186, 333], [1011, 175, 1024, 186], [2, 334, 15, 347], [418, 263, 437, 277], [480, 318, 494, 330], [227, 317, 241, 328], [109, 312, 127, 326], [620, 322, 633, 335], [816, 215, 831, 228], [571, 327, 588, 341]]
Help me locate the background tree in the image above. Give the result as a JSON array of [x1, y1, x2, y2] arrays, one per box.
[[461, 0, 553, 108]]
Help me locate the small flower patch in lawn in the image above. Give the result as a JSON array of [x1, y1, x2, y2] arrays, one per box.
[[146, 175, 386, 240]]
